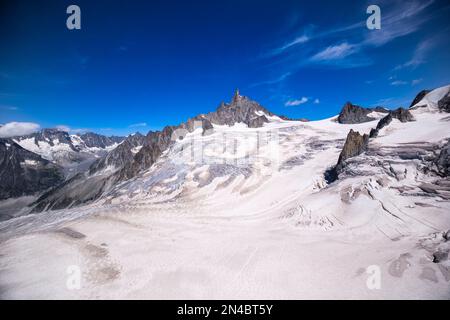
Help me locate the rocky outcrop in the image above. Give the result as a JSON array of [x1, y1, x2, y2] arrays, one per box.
[[337, 102, 388, 124], [89, 132, 146, 173], [0, 138, 64, 200], [325, 130, 369, 183], [435, 140, 450, 176], [438, 92, 450, 113], [409, 90, 431, 108], [370, 108, 415, 138], [204, 90, 273, 127], [336, 130, 369, 170], [78, 132, 124, 149], [279, 115, 309, 122]]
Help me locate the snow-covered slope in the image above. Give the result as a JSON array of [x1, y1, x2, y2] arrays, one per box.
[[0, 86, 449, 299]]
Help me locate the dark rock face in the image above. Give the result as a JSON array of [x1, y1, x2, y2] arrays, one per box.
[[409, 90, 431, 108], [369, 108, 415, 138], [279, 115, 309, 122], [390, 107, 415, 122], [325, 130, 369, 183], [89, 132, 146, 173], [438, 92, 450, 113], [337, 102, 388, 124], [435, 141, 450, 176], [336, 130, 369, 169], [78, 132, 125, 148], [0, 138, 64, 200]]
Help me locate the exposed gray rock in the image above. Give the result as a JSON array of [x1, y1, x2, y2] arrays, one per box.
[[279, 115, 309, 122], [336, 129, 369, 169], [325, 130, 369, 183], [435, 140, 450, 176], [78, 132, 124, 148], [390, 107, 415, 122], [204, 89, 273, 127], [432, 250, 449, 263], [370, 108, 415, 138], [0, 138, 64, 200], [438, 92, 450, 113], [337, 102, 388, 124], [89, 132, 146, 173], [409, 89, 431, 108]]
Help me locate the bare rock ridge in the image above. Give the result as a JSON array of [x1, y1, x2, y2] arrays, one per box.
[[438, 91, 450, 112], [328, 104, 416, 182], [325, 130, 369, 183], [89, 132, 146, 173], [337, 102, 388, 124], [77, 132, 125, 149], [369, 107, 415, 138], [435, 140, 450, 176], [0, 138, 64, 200]]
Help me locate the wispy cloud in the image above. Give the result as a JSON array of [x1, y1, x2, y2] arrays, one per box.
[[260, 0, 437, 79], [364, 0, 435, 47], [411, 78, 423, 86], [285, 97, 308, 106], [394, 37, 439, 70], [129, 122, 147, 128], [0, 122, 40, 138], [310, 42, 359, 62], [390, 80, 408, 86], [313, 98, 320, 104], [0, 104, 19, 111], [249, 72, 291, 88], [269, 35, 310, 56]]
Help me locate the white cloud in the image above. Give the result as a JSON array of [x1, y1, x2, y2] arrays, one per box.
[[313, 98, 320, 104], [0, 122, 40, 138], [411, 79, 423, 86], [129, 122, 147, 128], [394, 37, 439, 70], [310, 43, 358, 62], [390, 80, 408, 86], [285, 97, 308, 106], [0, 105, 18, 111], [249, 72, 291, 88], [272, 35, 309, 55]]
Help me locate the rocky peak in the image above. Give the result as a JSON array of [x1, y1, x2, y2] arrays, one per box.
[[325, 130, 369, 183], [337, 102, 388, 124], [78, 132, 125, 149], [0, 138, 63, 201], [337, 130, 369, 166], [205, 90, 273, 128]]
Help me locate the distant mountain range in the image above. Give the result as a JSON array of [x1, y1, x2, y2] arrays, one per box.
[[1, 87, 449, 218]]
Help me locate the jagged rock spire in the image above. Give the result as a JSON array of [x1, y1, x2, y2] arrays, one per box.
[[232, 88, 241, 104]]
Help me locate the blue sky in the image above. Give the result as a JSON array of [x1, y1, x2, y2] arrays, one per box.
[[1, 0, 449, 136]]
